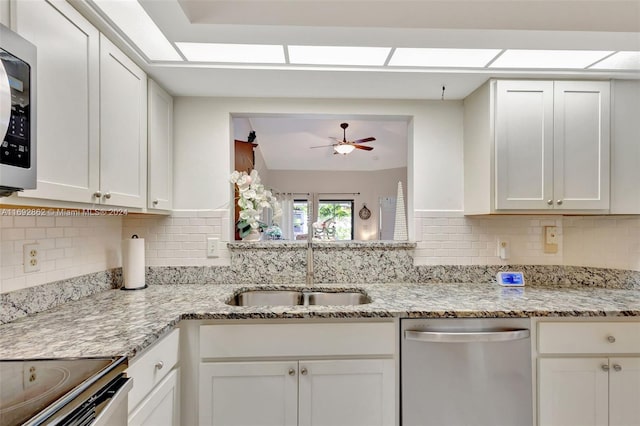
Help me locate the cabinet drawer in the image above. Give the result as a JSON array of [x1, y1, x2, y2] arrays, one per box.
[[538, 322, 640, 354], [200, 322, 395, 359], [128, 328, 180, 412]]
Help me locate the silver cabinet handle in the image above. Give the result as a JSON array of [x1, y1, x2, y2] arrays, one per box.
[[103, 192, 111, 200], [93, 191, 102, 198], [288, 368, 295, 376], [547, 200, 553, 205], [300, 368, 308, 375], [154, 361, 164, 370], [613, 364, 622, 372], [607, 335, 616, 343], [602, 364, 610, 371], [405, 329, 530, 343], [556, 200, 563, 205]]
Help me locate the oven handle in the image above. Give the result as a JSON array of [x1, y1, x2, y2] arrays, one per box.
[[404, 329, 530, 343], [91, 376, 133, 426], [0, 59, 10, 137]]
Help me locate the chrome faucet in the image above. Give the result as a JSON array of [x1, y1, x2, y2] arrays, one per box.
[[306, 241, 314, 286]]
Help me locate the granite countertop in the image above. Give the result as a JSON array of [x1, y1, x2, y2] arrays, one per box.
[[0, 282, 638, 360]]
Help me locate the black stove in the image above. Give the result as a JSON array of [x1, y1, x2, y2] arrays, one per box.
[[0, 357, 128, 426]]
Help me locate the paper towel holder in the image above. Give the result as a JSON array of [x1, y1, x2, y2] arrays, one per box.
[[121, 234, 148, 291]]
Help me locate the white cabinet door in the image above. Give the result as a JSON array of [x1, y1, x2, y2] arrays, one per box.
[[298, 359, 395, 426], [553, 81, 610, 210], [199, 361, 298, 426], [147, 79, 173, 210], [495, 80, 554, 210], [538, 358, 609, 426], [129, 368, 179, 426], [99, 34, 147, 208], [13, 0, 100, 203], [609, 358, 640, 426]]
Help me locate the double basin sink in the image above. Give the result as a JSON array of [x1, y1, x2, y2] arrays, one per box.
[[227, 289, 371, 307]]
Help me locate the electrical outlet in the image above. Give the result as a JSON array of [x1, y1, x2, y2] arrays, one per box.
[[544, 226, 559, 254], [23, 365, 38, 389], [207, 237, 219, 258], [23, 243, 40, 273]]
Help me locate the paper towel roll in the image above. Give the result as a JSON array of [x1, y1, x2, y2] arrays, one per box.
[[122, 236, 145, 289]]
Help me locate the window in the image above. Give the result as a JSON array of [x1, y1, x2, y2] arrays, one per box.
[[318, 200, 354, 240], [293, 200, 309, 240]]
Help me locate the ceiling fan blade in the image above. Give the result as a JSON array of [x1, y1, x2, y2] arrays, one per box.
[[310, 144, 336, 149], [353, 145, 374, 151], [329, 136, 342, 142], [351, 137, 376, 144]]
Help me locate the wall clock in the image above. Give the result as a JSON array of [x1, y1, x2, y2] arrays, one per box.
[[359, 204, 371, 220]]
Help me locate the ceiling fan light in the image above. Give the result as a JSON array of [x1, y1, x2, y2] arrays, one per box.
[[334, 144, 356, 155]]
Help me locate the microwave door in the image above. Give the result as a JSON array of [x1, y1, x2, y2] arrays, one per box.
[[0, 58, 9, 141]]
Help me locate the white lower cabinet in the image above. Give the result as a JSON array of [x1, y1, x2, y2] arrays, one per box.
[[200, 361, 298, 426], [196, 321, 397, 426], [129, 368, 180, 426], [199, 359, 394, 426], [537, 321, 640, 426], [127, 329, 180, 426]]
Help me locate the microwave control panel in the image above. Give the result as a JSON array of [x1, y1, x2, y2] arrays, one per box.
[[1, 48, 31, 169]]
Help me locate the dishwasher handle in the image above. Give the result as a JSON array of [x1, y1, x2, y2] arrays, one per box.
[[404, 329, 530, 343]]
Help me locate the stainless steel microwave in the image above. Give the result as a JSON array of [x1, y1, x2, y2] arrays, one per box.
[[0, 23, 36, 197]]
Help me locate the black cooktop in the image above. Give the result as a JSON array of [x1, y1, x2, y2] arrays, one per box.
[[0, 357, 125, 426]]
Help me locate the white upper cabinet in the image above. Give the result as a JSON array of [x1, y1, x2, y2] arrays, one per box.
[[552, 81, 610, 210], [13, 0, 100, 204], [99, 34, 147, 209], [8, 0, 148, 210], [465, 79, 611, 214], [147, 80, 173, 211]]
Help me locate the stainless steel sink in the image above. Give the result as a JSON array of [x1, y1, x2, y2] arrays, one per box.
[[227, 290, 371, 306], [306, 291, 371, 306], [227, 290, 304, 306]]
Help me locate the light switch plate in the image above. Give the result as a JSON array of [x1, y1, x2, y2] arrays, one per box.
[[207, 237, 219, 258], [544, 226, 558, 254]]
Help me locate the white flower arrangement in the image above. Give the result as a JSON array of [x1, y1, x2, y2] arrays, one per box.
[[230, 169, 282, 238]]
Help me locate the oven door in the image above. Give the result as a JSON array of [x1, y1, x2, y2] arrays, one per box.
[[58, 375, 132, 426]]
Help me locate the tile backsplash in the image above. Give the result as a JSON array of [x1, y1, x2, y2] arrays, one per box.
[[1, 209, 638, 294], [1, 215, 122, 293], [414, 212, 639, 271]]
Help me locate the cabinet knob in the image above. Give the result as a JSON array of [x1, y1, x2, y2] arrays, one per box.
[[103, 192, 111, 200], [556, 200, 563, 205], [601, 364, 610, 371], [93, 191, 102, 198], [613, 364, 622, 372], [153, 199, 159, 205], [288, 368, 295, 376], [547, 200, 553, 206], [300, 367, 308, 376], [607, 335, 616, 343], [155, 361, 164, 370]]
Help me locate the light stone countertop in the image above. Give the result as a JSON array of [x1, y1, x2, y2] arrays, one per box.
[[0, 282, 638, 360]]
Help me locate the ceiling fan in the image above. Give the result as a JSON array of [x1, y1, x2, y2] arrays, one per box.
[[311, 122, 376, 155]]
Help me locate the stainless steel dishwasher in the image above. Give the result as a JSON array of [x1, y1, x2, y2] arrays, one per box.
[[401, 318, 533, 426]]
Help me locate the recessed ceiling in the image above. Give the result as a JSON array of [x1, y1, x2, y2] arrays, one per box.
[[76, 0, 640, 99]]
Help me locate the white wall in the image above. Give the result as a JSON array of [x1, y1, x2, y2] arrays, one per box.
[[267, 168, 406, 240], [173, 97, 465, 221]]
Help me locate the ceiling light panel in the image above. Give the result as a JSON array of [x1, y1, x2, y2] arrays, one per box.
[[176, 42, 285, 63], [489, 49, 613, 69], [389, 48, 502, 67], [589, 51, 640, 70], [288, 46, 391, 66], [90, 0, 182, 61]]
